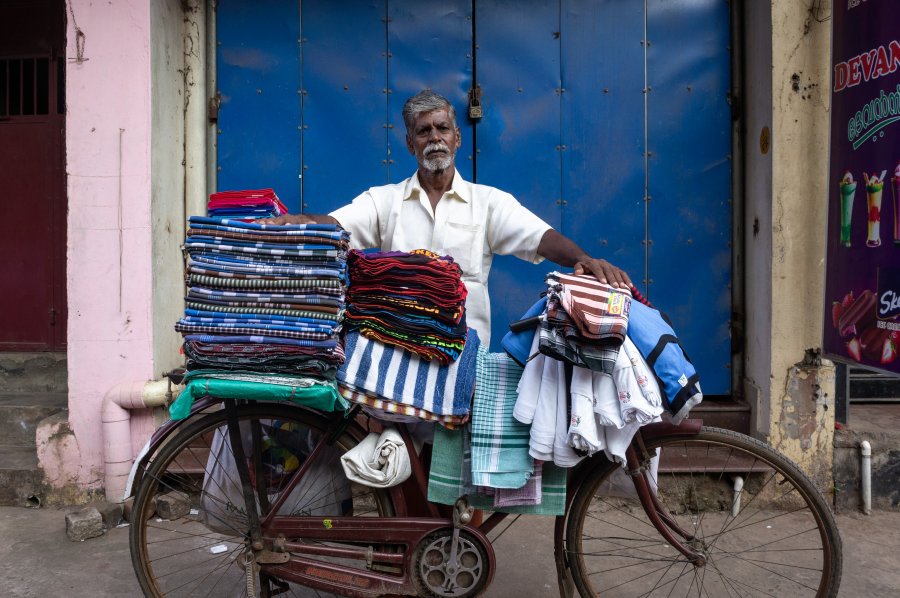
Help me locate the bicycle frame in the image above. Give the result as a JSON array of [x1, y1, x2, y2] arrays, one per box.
[[131, 396, 706, 597]]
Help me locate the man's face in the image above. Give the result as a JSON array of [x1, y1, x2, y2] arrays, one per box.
[[406, 108, 461, 174]]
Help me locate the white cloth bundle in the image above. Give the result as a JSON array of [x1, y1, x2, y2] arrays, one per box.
[[340, 427, 412, 488]]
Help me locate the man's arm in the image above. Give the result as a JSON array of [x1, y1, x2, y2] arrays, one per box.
[[537, 229, 632, 289], [257, 214, 340, 225]]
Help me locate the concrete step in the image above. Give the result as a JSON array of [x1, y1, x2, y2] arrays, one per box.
[[0, 393, 67, 445], [0, 352, 67, 394], [0, 445, 43, 507], [690, 398, 751, 435]]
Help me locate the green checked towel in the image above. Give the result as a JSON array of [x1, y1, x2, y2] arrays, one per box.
[[471, 348, 533, 488], [428, 424, 566, 515]]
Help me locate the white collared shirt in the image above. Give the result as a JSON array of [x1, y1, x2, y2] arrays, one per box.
[[330, 169, 552, 346]]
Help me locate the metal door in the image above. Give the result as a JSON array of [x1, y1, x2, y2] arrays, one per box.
[[217, 0, 733, 394], [0, 0, 67, 351]]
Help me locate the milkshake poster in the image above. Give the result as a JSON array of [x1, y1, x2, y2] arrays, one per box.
[[824, 0, 900, 373]]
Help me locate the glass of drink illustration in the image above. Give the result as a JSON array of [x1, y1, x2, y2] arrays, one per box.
[[839, 171, 856, 247], [893, 162, 900, 244], [866, 171, 886, 247]]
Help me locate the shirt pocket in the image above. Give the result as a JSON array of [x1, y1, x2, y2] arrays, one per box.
[[442, 221, 483, 278]]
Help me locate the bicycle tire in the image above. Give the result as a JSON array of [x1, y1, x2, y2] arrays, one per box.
[[129, 402, 397, 597], [565, 426, 842, 597]]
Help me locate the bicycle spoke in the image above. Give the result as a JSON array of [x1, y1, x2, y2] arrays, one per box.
[[131, 405, 397, 597], [567, 430, 839, 598]]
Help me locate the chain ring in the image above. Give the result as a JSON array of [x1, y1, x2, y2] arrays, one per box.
[[412, 530, 491, 598]]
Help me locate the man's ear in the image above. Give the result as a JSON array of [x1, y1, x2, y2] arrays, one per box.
[[406, 134, 415, 155], [455, 127, 462, 149]]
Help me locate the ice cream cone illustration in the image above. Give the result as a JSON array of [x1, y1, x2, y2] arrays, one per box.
[[892, 162, 900, 244], [839, 171, 856, 247], [865, 170, 886, 247]]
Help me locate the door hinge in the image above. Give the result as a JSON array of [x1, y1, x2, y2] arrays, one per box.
[[208, 92, 221, 123], [49, 308, 58, 326]]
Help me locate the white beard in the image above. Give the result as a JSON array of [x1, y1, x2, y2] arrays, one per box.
[[421, 142, 454, 173], [422, 153, 453, 172]]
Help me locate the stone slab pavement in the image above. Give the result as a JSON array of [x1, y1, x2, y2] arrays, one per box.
[[0, 506, 897, 597]]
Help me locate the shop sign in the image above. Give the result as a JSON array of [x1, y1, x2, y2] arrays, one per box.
[[824, 0, 900, 372]]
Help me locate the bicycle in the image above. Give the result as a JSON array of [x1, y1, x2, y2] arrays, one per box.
[[127, 378, 842, 597]]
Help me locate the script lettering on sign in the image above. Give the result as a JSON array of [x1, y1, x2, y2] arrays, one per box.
[[877, 267, 900, 319]]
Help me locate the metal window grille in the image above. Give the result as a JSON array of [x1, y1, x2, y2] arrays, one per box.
[[0, 57, 52, 117]]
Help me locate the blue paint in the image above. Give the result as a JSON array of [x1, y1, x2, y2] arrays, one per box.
[[216, 0, 733, 393], [476, 0, 563, 350], [217, 0, 301, 211], [647, 0, 732, 393], [301, 0, 388, 214]]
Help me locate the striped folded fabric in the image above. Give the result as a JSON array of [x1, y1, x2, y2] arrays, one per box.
[[175, 211, 350, 383], [545, 272, 631, 342], [337, 385, 467, 427], [337, 328, 479, 418], [345, 249, 469, 364]]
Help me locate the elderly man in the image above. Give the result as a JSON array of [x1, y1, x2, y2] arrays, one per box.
[[264, 89, 631, 346]]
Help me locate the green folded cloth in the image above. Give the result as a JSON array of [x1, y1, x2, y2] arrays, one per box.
[[428, 423, 566, 516], [170, 370, 347, 420]]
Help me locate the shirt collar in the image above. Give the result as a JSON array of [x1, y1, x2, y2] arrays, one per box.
[[404, 169, 470, 203]]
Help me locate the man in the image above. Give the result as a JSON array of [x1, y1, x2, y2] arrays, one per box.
[[263, 90, 631, 346]]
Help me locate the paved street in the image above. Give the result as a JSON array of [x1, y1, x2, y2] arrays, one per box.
[[0, 506, 897, 596]]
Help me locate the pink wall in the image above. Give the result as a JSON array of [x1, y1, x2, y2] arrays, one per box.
[[39, 0, 157, 489]]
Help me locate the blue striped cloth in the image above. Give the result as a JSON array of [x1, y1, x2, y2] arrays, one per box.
[[337, 328, 479, 417]]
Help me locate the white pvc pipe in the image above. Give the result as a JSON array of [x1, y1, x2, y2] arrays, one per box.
[[861, 440, 872, 515], [731, 475, 744, 517], [102, 379, 176, 502]]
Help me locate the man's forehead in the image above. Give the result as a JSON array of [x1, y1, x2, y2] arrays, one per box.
[[413, 109, 453, 127]]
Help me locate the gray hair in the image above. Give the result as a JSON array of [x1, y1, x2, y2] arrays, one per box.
[[402, 89, 458, 133]]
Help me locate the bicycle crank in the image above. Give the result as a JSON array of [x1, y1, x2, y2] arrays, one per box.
[[413, 529, 493, 598]]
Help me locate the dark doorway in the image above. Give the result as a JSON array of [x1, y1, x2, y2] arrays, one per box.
[[0, 0, 67, 351]]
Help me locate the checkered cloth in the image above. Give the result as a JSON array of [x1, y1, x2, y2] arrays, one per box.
[[175, 322, 333, 341], [184, 301, 338, 320], [470, 348, 534, 489], [186, 274, 344, 293], [184, 240, 343, 259], [539, 296, 620, 374], [187, 287, 344, 307], [427, 423, 566, 515]]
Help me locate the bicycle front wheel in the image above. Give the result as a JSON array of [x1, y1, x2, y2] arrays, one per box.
[[129, 402, 396, 597], [566, 426, 842, 597]]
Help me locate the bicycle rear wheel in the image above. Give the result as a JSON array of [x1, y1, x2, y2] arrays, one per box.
[[566, 427, 841, 597], [129, 402, 396, 597]]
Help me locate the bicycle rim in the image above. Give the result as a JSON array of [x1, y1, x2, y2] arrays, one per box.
[[566, 427, 842, 597], [129, 403, 396, 597]]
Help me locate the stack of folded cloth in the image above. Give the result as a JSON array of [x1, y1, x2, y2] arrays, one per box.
[[207, 188, 288, 220], [539, 271, 632, 374], [343, 249, 468, 365], [170, 214, 351, 419]]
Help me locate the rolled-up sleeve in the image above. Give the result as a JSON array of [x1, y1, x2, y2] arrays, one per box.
[[329, 192, 381, 250], [486, 190, 553, 263]]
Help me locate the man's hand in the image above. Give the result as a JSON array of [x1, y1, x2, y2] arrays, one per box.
[[573, 256, 632, 289], [537, 229, 632, 289], [257, 214, 338, 225]]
